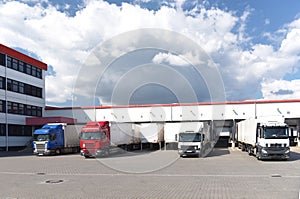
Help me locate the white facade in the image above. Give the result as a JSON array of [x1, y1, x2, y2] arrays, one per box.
[[0, 44, 47, 148]]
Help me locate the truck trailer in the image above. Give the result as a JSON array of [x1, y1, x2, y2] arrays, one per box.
[[135, 123, 164, 150], [236, 118, 290, 160], [32, 123, 82, 155], [80, 121, 139, 158]]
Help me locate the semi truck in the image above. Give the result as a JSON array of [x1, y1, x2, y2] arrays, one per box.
[[80, 121, 139, 158], [176, 122, 211, 157], [32, 123, 82, 155], [236, 118, 290, 160]]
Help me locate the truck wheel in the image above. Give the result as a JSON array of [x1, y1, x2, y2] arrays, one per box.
[[256, 153, 261, 160], [55, 149, 61, 155], [247, 147, 252, 156]]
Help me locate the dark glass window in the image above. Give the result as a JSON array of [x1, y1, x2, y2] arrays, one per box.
[[7, 101, 12, 113], [0, 100, 5, 113], [19, 82, 24, 94], [12, 59, 18, 70], [6, 56, 12, 68], [32, 67, 37, 77], [12, 81, 18, 92], [19, 104, 25, 115], [37, 107, 42, 117], [24, 126, 32, 136], [7, 79, 12, 91], [37, 68, 42, 79], [19, 61, 24, 72], [12, 103, 18, 114], [0, 124, 6, 136], [0, 76, 5, 89], [0, 53, 5, 66], [26, 105, 32, 116], [26, 64, 32, 75]]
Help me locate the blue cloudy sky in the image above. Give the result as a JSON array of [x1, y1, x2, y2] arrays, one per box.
[[1, 0, 300, 106]]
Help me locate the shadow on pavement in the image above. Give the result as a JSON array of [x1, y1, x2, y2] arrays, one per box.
[[0, 147, 34, 157]]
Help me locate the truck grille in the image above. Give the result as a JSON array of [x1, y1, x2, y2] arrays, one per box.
[[181, 145, 198, 150], [85, 143, 95, 149], [36, 144, 45, 150]]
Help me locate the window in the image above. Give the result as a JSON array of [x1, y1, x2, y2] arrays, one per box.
[[37, 107, 42, 117], [12, 58, 18, 70], [19, 61, 24, 72], [6, 56, 12, 68], [12, 103, 18, 114], [37, 68, 42, 79], [26, 64, 32, 75], [31, 86, 37, 97], [31, 106, 37, 116], [32, 67, 37, 77], [19, 82, 24, 94], [0, 53, 5, 66], [18, 104, 25, 115], [0, 76, 5, 89], [6, 78, 43, 98], [0, 124, 6, 136], [12, 81, 19, 92], [26, 105, 32, 116], [7, 79, 12, 91], [0, 100, 5, 113], [7, 101, 12, 114]]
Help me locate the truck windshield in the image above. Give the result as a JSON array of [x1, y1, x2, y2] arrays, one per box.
[[34, 134, 50, 141], [80, 132, 106, 140], [179, 133, 201, 142], [263, 127, 288, 139]]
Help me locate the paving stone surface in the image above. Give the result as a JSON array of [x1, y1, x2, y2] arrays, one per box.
[[0, 147, 300, 199]]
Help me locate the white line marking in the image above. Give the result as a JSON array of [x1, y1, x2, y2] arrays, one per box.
[[1, 171, 300, 178]]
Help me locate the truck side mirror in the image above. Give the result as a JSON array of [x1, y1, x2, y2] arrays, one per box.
[[175, 134, 178, 141]]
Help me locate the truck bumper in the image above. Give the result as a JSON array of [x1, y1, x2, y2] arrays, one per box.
[[34, 149, 52, 156], [259, 147, 290, 160], [178, 149, 201, 157]]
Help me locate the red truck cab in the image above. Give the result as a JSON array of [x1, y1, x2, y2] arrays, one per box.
[[80, 121, 110, 158]]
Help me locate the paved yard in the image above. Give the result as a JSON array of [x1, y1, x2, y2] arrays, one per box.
[[0, 147, 300, 198]]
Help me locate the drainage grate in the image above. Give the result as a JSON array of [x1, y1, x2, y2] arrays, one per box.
[[271, 174, 282, 177], [36, 172, 46, 175], [45, 179, 64, 184]]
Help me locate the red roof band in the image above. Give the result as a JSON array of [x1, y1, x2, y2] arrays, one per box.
[[26, 117, 77, 125], [0, 44, 47, 71]]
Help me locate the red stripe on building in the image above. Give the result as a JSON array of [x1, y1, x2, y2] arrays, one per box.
[[0, 44, 47, 71], [26, 117, 77, 125]]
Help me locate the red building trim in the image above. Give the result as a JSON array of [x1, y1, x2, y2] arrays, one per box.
[[0, 44, 47, 71], [26, 117, 77, 125]]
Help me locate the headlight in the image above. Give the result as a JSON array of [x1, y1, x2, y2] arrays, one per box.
[[262, 149, 268, 154], [83, 143, 85, 148], [285, 149, 290, 154], [194, 146, 198, 150]]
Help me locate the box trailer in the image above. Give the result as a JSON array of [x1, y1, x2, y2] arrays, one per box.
[[236, 118, 290, 160]]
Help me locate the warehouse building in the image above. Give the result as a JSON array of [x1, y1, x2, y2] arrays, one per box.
[[0, 44, 47, 150], [1, 44, 300, 150]]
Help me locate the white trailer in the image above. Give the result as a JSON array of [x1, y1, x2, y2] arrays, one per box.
[[110, 122, 140, 151], [134, 123, 164, 149], [236, 117, 290, 160], [110, 122, 135, 145]]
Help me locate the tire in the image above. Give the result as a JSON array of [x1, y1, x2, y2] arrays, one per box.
[[247, 147, 252, 156], [55, 148, 61, 155]]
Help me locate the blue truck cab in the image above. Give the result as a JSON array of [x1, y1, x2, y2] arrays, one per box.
[[33, 123, 65, 155]]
